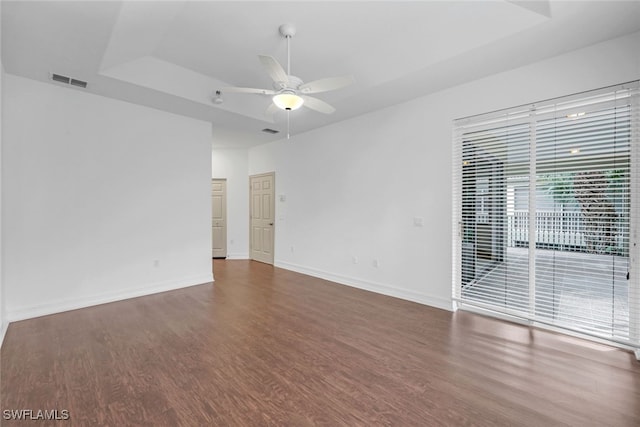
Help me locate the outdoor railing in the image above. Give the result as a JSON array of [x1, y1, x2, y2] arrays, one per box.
[[506, 210, 627, 254], [507, 210, 585, 250]]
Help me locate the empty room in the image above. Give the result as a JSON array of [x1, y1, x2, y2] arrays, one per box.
[[1, 1, 640, 425]]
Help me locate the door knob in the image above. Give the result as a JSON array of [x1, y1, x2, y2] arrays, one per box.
[[269, 222, 274, 226]]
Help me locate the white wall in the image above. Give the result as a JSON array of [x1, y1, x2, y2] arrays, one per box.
[[2, 74, 213, 321], [0, 2, 6, 346], [211, 147, 249, 259], [248, 31, 640, 311]]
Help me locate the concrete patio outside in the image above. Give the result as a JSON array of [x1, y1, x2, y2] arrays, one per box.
[[463, 247, 630, 340]]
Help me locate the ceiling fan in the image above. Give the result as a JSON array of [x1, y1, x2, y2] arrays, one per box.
[[219, 23, 354, 138]]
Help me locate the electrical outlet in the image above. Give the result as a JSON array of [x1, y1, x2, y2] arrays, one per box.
[[153, 260, 160, 268], [352, 256, 358, 264], [372, 259, 379, 268]]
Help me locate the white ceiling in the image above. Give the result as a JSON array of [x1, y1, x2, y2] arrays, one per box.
[[3, 1, 640, 148]]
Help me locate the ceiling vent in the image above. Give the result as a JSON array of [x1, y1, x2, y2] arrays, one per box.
[[50, 73, 87, 89], [51, 73, 70, 84], [70, 79, 87, 88], [262, 128, 279, 134]]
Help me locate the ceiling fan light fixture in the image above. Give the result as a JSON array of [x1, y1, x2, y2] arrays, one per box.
[[273, 92, 304, 111]]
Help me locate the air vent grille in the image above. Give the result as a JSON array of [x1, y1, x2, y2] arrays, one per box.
[[70, 79, 87, 88], [51, 73, 70, 84], [50, 73, 87, 89], [262, 128, 279, 134]]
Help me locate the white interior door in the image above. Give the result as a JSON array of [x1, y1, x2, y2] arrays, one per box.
[[250, 173, 275, 264], [212, 179, 227, 258]]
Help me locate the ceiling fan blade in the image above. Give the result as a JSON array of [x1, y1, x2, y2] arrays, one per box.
[[258, 55, 288, 84], [265, 103, 280, 121], [301, 95, 336, 114], [299, 75, 354, 94], [220, 87, 275, 95]]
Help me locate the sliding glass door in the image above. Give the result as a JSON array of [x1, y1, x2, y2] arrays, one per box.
[[453, 82, 639, 348], [534, 103, 631, 339], [460, 121, 529, 314]]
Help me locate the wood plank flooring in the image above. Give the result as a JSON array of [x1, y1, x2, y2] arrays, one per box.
[[2, 260, 639, 426]]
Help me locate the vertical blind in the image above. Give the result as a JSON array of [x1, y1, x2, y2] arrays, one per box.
[[452, 81, 640, 348]]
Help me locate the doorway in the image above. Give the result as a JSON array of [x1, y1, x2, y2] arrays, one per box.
[[249, 172, 275, 264], [212, 179, 227, 258]]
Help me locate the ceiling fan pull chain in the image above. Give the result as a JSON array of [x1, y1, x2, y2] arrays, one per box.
[[287, 109, 291, 139]]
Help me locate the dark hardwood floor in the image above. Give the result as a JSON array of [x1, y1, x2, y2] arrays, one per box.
[[2, 260, 639, 426]]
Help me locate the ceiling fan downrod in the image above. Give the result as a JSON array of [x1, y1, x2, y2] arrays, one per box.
[[279, 23, 296, 78], [279, 23, 297, 140], [287, 32, 291, 77]]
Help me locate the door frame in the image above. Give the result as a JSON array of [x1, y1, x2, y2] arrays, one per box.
[[211, 178, 227, 259], [249, 172, 275, 264]]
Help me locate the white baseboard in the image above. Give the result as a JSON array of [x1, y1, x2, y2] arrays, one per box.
[[7, 273, 214, 322], [274, 261, 453, 312], [226, 253, 249, 260]]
